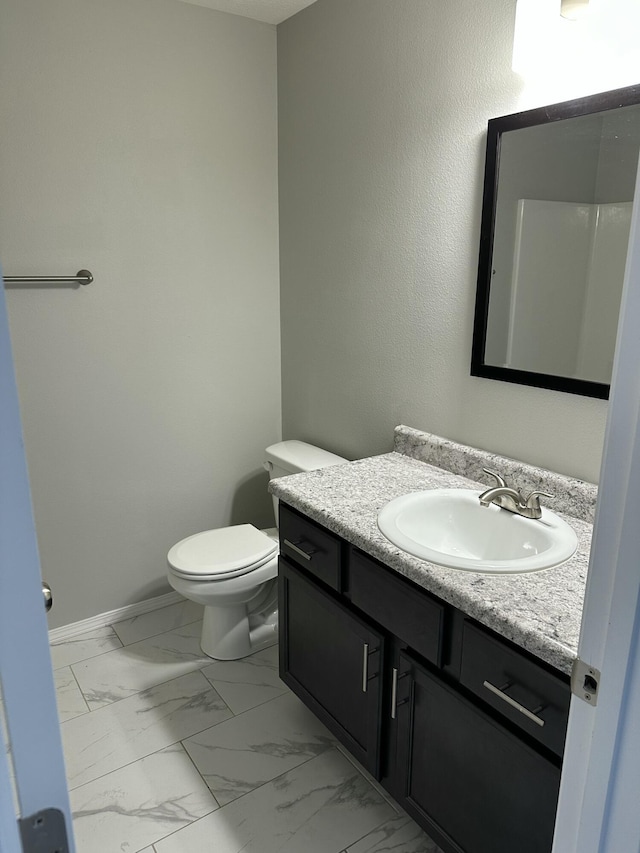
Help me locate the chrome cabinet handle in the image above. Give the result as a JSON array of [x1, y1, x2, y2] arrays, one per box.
[[361, 644, 382, 693], [283, 539, 317, 562], [483, 680, 545, 727], [390, 667, 409, 718], [391, 667, 399, 718], [362, 644, 369, 692]]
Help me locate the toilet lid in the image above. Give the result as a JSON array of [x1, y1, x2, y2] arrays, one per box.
[[168, 524, 278, 580]]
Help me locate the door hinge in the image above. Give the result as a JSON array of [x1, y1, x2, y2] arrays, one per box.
[[18, 808, 69, 853], [571, 658, 601, 707]]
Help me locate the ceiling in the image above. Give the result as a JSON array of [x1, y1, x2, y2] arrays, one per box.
[[177, 0, 318, 25]]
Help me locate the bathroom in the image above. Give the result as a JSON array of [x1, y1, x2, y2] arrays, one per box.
[[1, 0, 640, 851]]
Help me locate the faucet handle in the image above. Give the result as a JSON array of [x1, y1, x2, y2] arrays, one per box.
[[523, 490, 554, 509], [483, 468, 508, 489]]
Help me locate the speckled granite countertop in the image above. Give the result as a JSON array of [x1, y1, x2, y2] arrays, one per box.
[[269, 427, 595, 676]]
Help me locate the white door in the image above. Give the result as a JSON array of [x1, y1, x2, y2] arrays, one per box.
[[552, 159, 640, 850], [0, 272, 76, 853]]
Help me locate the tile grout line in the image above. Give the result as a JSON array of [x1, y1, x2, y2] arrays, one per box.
[[176, 737, 222, 809], [334, 742, 402, 816], [338, 813, 406, 853], [57, 622, 283, 713], [141, 746, 399, 853], [62, 669, 292, 793], [139, 748, 341, 851], [62, 680, 235, 793], [67, 665, 284, 724], [63, 641, 287, 723], [112, 617, 204, 648], [52, 617, 205, 673], [64, 666, 91, 721], [65, 741, 207, 795], [68, 649, 213, 711], [199, 675, 290, 716], [51, 630, 124, 672]]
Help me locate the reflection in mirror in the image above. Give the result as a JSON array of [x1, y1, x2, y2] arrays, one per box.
[[471, 85, 640, 399]]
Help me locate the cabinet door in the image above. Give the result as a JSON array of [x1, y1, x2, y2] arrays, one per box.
[[279, 558, 385, 776], [395, 653, 561, 853]]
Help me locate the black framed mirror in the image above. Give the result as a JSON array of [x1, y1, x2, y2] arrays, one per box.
[[471, 83, 640, 399]]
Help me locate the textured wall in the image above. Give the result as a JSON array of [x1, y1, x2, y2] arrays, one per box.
[[1, 0, 281, 628], [278, 0, 609, 482]]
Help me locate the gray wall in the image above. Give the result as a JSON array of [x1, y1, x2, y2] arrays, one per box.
[[1, 0, 281, 628], [278, 0, 608, 483]]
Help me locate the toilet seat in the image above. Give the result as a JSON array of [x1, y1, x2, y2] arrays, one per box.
[[167, 524, 278, 581]]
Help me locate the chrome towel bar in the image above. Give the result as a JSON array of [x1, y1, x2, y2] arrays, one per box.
[[4, 269, 93, 285]]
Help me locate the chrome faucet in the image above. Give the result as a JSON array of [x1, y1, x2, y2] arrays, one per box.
[[478, 469, 553, 520]]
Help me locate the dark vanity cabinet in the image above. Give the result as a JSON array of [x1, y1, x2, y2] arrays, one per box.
[[278, 558, 385, 774], [278, 503, 570, 853], [395, 652, 561, 853]]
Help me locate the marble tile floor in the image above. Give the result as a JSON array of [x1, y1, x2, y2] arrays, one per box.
[[51, 600, 441, 852]]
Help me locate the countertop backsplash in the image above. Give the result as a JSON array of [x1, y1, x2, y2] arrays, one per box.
[[394, 425, 598, 523]]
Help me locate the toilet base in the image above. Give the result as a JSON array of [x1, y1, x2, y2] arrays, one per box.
[[199, 586, 279, 660]]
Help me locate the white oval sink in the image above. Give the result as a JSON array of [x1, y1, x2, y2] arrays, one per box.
[[377, 488, 578, 574]]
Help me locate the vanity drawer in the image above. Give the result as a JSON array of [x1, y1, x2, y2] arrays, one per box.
[[349, 549, 444, 668], [460, 621, 570, 757], [279, 504, 343, 591]]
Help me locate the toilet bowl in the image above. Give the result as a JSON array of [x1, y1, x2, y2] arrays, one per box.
[[167, 441, 347, 660], [168, 524, 279, 660]]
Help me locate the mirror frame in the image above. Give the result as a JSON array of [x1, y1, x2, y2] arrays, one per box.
[[471, 83, 640, 400]]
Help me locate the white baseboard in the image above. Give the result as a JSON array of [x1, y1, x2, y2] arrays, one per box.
[[48, 591, 185, 644]]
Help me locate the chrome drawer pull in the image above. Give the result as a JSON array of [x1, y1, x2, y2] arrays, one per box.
[[362, 643, 369, 692], [390, 667, 410, 718], [391, 667, 398, 717], [483, 680, 545, 727], [361, 644, 380, 693], [283, 539, 317, 562]]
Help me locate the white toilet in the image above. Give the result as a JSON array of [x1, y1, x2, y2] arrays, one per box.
[[167, 440, 346, 660]]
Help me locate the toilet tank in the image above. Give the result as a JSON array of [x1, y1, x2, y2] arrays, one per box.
[[264, 440, 347, 525]]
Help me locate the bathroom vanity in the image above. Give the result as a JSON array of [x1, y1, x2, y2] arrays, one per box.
[[270, 427, 595, 853]]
